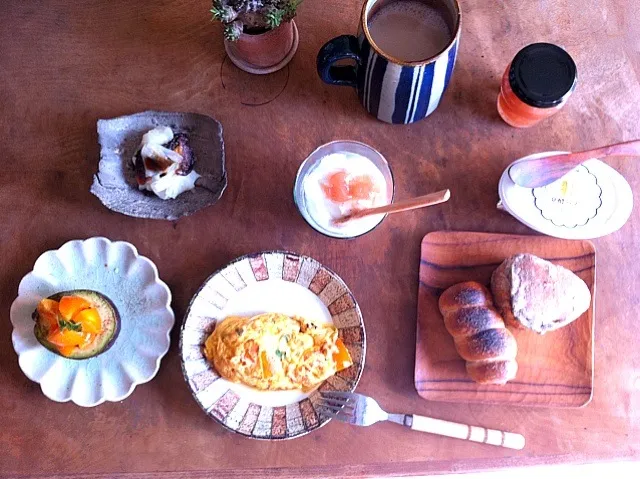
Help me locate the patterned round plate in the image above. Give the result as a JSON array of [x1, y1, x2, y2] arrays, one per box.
[[180, 251, 366, 440], [10, 237, 175, 407]]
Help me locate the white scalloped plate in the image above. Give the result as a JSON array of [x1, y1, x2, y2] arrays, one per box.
[[10, 237, 175, 407]]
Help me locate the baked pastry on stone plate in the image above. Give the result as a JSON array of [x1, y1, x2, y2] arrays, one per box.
[[91, 111, 227, 220]]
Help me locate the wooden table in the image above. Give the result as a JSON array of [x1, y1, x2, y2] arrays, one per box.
[[1, 0, 639, 477]]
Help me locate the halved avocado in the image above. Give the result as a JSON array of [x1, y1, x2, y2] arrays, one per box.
[[33, 290, 120, 360]]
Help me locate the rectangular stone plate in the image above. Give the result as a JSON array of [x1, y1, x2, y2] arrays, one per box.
[[91, 110, 226, 220]]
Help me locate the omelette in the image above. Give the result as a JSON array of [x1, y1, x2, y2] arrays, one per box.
[[204, 313, 352, 391]]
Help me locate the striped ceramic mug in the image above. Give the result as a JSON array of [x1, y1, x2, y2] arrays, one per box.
[[317, 0, 461, 125]]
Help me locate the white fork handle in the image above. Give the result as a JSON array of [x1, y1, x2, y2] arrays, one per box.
[[410, 415, 525, 450]]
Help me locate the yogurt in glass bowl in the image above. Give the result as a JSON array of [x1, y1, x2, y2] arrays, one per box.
[[294, 141, 394, 239]]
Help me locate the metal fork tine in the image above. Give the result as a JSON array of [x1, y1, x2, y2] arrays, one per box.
[[325, 411, 358, 425], [318, 403, 354, 414], [319, 397, 351, 408], [321, 391, 355, 400]]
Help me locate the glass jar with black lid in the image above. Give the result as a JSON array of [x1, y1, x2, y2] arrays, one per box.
[[497, 43, 577, 128]]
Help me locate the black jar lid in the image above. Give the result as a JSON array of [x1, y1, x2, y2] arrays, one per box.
[[509, 43, 577, 108]]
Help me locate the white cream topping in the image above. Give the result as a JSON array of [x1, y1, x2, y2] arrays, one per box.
[[146, 168, 201, 200], [302, 152, 389, 237], [133, 126, 201, 200]]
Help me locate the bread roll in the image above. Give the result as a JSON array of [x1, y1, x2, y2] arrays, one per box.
[[439, 282, 518, 385], [491, 254, 591, 334]]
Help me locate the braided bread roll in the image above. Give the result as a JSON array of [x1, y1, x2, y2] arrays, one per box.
[[438, 281, 518, 385]]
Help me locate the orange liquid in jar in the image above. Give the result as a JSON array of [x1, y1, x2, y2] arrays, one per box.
[[497, 65, 564, 128]]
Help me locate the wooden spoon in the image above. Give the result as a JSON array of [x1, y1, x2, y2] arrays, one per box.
[[333, 189, 450, 225], [508, 139, 640, 188]]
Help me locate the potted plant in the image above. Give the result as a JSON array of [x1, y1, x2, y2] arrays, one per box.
[[211, 1, 302, 74]]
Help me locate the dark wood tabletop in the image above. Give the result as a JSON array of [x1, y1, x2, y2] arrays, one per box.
[[1, 0, 639, 477]]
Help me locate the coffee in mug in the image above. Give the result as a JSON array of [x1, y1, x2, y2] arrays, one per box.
[[368, 0, 453, 62], [317, 0, 460, 125]]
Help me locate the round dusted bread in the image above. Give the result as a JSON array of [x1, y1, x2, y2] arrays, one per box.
[[491, 254, 592, 334]]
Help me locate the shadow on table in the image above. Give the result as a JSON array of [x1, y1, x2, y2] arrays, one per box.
[[446, 68, 503, 126]]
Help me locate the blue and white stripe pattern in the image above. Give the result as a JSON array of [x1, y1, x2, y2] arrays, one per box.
[[356, 30, 459, 125]]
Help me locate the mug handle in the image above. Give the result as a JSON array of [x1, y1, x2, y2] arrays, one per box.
[[317, 35, 361, 87]]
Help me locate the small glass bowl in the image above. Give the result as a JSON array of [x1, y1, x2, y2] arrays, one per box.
[[293, 140, 395, 239]]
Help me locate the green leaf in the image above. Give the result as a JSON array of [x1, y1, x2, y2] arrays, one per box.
[[68, 321, 82, 332], [275, 349, 285, 359], [223, 22, 242, 41], [284, 0, 302, 20], [58, 318, 82, 332], [210, 7, 223, 20], [265, 7, 284, 29]]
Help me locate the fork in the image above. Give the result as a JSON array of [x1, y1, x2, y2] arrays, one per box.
[[320, 392, 525, 450]]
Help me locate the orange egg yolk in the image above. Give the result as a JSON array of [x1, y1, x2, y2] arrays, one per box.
[[321, 170, 377, 203]]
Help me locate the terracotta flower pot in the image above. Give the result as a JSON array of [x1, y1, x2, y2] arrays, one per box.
[[224, 20, 299, 75]]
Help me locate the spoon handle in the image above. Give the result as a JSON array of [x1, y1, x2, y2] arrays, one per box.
[[509, 139, 640, 188], [334, 189, 451, 224], [562, 139, 640, 164]]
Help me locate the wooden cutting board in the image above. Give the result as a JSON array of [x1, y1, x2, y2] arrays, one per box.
[[415, 231, 595, 407]]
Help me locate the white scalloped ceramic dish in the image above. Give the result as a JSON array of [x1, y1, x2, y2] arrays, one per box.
[[10, 237, 174, 407]]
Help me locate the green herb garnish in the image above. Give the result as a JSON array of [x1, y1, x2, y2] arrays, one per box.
[[58, 319, 82, 332], [275, 349, 286, 359]]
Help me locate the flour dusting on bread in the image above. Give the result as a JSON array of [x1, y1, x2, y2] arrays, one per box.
[[439, 282, 518, 385], [491, 254, 591, 334]]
